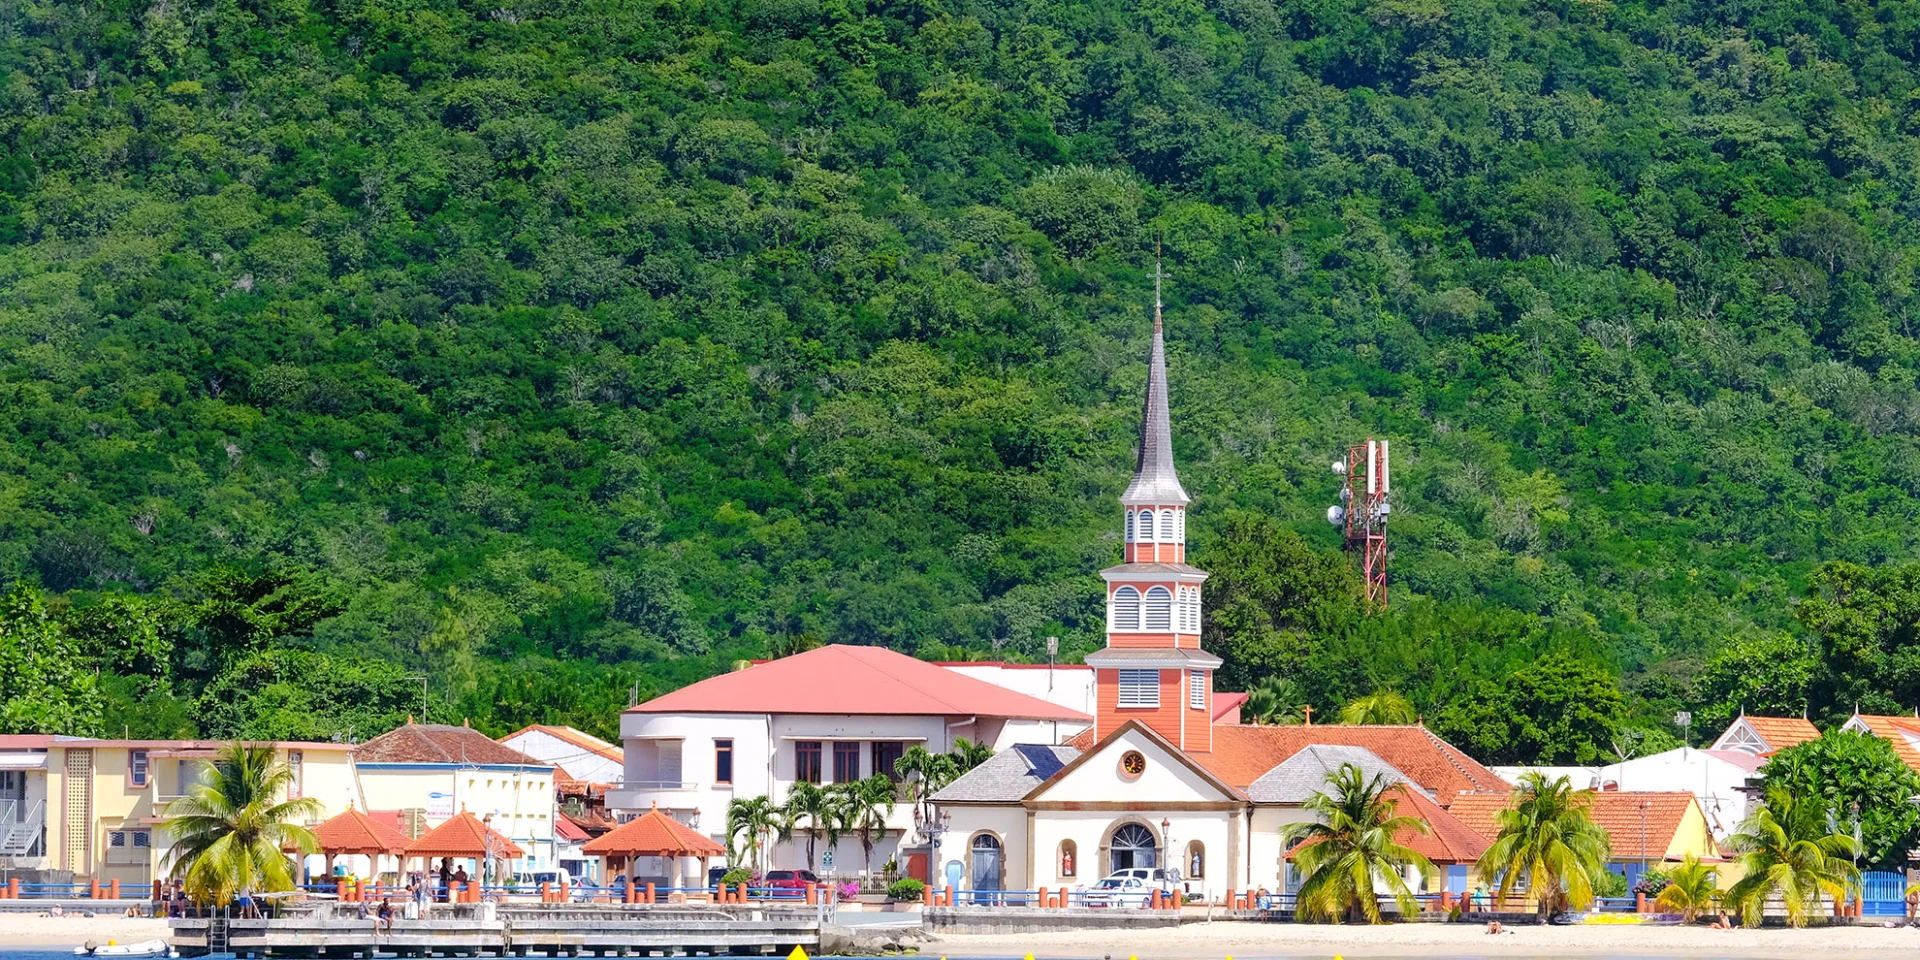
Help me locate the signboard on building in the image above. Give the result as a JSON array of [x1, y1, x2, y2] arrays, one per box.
[[426, 790, 455, 819]]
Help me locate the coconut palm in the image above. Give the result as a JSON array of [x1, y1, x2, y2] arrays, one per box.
[[163, 743, 323, 906], [1244, 678, 1308, 725], [949, 737, 993, 774], [831, 775, 897, 874], [725, 795, 788, 875], [1281, 762, 1434, 923], [785, 782, 842, 872], [1475, 772, 1611, 919], [894, 746, 959, 803], [1338, 690, 1416, 725], [1724, 785, 1860, 927], [1653, 854, 1718, 923]]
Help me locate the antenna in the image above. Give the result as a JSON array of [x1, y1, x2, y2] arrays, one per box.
[[1328, 437, 1392, 609]]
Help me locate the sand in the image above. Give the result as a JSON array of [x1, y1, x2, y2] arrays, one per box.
[[0, 914, 171, 948], [931, 919, 1920, 959]]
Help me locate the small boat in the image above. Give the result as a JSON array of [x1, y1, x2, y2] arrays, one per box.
[[73, 939, 179, 958]]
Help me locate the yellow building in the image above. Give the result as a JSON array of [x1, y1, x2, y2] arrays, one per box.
[[352, 723, 558, 871], [1447, 789, 1719, 889]]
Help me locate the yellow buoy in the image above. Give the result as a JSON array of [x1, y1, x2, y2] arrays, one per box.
[[787, 947, 809, 960], [1026, 954, 1035, 960]]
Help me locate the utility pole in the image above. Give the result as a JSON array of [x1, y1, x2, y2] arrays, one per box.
[[1328, 439, 1392, 608]]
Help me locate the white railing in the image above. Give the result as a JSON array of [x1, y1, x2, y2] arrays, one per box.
[[0, 800, 45, 856], [621, 781, 699, 791]]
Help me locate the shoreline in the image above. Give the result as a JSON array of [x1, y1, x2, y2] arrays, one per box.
[[928, 920, 1920, 959], [0, 915, 171, 948]]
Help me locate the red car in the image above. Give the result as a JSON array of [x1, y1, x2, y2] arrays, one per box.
[[763, 869, 820, 891]]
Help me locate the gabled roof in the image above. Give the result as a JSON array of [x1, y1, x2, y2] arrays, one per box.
[[405, 810, 526, 859], [1446, 790, 1703, 861], [310, 805, 413, 855], [1212, 691, 1249, 723], [357, 724, 549, 767], [1713, 715, 1820, 754], [1023, 720, 1242, 802], [581, 806, 726, 858], [1245, 745, 1409, 804], [933, 744, 1078, 803], [627, 645, 1088, 721], [500, 725, 624, 766], [1844, 714, 1920, 771], [1199, 725, 1509, 802], [1389, 786, 1494, 863]]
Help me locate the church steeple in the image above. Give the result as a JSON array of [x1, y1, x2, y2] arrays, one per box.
[[1085, 258, 1218, 753]]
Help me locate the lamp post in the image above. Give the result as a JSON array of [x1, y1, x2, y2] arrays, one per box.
[[1638, 800, 1652, 879], [482, 813, 496, 897], [914, 799, 950, 886]]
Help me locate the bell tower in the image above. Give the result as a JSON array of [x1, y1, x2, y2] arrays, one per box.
[[1084, 260, 1218, 753]]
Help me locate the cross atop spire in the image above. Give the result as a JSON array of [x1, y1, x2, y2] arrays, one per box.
[[1121, 255, 1188, 506]]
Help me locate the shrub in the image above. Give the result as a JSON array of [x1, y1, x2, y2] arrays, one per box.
[[720, 868, 753, 886], [1593, 869, 1629, 899], [1632, 870, 1671, 897], [836, 881, 860, 899], [886, 878, 925, 902]]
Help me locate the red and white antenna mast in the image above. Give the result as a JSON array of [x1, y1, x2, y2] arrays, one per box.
[[1327, 438, 1391, 609]]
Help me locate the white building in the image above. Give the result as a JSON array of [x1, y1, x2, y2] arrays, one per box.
[[499, 725, 625, 786], [609, 644, 1090, 879]]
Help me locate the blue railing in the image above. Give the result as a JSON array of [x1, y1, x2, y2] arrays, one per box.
[[7, 882, 154, 899]]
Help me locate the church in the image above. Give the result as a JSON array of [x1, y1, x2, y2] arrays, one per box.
[[928, 278, 1507, 899]]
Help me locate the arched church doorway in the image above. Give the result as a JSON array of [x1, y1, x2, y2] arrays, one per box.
[[1108, 822, 1158, 873]]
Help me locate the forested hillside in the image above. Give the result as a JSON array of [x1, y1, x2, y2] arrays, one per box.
[[5, 0, 1920, 758]]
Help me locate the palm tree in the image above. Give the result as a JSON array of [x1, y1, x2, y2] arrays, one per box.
[[1244, 678, 1307, 725], [1280, 762, 1434, 923], [1338, 690, 1416, 725], [1476, 772, 1611, 919], [725, 795, 788, 876], [831, 775, 897, 874], [949, 737, 993, 774], [1724, 785, 1860, 927], [894, 746, 959, 803], [1653, 855, 1718, 923], [163, 743, 323, 906], [785, 782, 842, 873]]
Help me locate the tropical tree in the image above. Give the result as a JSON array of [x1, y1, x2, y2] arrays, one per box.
[[1724, 786, 1861, 927], [163, 743, 323, 905], [1653, 855, 1718, 923], [725, 795, 788, 875], [1338, 691, 1416, 725], [1476, 772, 1611, 919], [1281, 762, 1433, 923], [950, 738, 993, 775], [894, 746, 960, 803], [785, 782, 842, 872], [1244, 678, 1308, 725], [831, 775, 898, 874]]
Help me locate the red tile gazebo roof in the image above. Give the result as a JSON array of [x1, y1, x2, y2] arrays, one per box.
[[404, 809, 526, 859], [581, 806, 725, 858], [310, 805, 413, 856]]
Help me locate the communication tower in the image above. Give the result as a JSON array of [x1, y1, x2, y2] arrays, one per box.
[[1326, 438, 1391, 609]]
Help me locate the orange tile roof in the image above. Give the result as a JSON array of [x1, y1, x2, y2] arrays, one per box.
[[501, 725, 624, 766], [310, 805, 413, 855], [1741, 716, 1821, 751], [630, 644, 1087, 721], [1200, 725, 1509, 802], [404, 810, 527, 859], [1446, 790, 1700, 861], [1849, 715, 1920, 771], [357, 724, 548, 766], [581, 806, 726, 858], [1287, 785, 1490, 865]]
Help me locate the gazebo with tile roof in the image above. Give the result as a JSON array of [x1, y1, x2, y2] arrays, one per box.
[[581, 804, 726, 890], [405, 808, 527, 892], [305, 803, 413, 881]]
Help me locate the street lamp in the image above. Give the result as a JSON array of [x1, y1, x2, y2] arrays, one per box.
[[913, 800, 951, 885], [1638, 800, 1652, 879], [481, 813, 496, 895]]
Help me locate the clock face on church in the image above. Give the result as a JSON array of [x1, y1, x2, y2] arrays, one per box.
[[1119, 750, 1147, 780]]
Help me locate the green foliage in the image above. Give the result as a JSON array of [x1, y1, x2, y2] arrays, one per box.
[[1282, 762, 1433, 924], [0, 585, 103, 736], [1338, 691, 1416, 726], [1652, 856, 1719, 924], [725, 796, 789, 877], [1725, 786, 1861, 928], [1243, 677, 1308, 726], [164, 744, 323, 905], [1433, 654, 1627, 764], [720, 868, 754, 886], [194, 649, 421, 741], [1758, 731, 1920, 869], [1476, 772, 1612, 919], [886, 878, 925, 902], [1592, 869, 1629, 900]]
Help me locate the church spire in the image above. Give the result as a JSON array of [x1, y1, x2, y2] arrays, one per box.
[[1122, 255, 1188, 505]]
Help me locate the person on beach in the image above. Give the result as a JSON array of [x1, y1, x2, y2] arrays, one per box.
[[1907, 886, 1918, 923], [1712, 909, 1731, 929], [1484, 920, 1502, 934], [377, 897, 395, 935]]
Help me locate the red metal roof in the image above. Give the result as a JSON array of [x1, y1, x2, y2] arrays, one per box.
[[627, 645, 1089, 720], [582, 806, 726, 858], [1212, 691, 1249, 723], [404, 810, 527, 859], [311, 805, 414, 855]]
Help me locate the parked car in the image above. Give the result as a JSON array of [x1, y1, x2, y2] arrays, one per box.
[[708, 866, 731, 888], [1083, 875, 1152, 908], [762, 869, 821, 892], [513, 869, 583, 898], [1103, 867, 1184, 893]]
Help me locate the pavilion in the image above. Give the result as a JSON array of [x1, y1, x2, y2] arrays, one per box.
[[581, 805, 726, 892], [305, 803, 413, 883], [405, 808, 527, 895]]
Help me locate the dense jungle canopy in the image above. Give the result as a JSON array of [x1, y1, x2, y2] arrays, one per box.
[[6, 0, 1920, 759]]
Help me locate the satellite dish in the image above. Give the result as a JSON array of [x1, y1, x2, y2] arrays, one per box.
[[1331, 460, 1347, 475], [1326, 505, 1345, 526]]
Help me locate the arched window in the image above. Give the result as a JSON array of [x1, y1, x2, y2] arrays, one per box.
[[1186, 841, 1205, 879], [1110, 586, 1141, 631], [1144, 586, 1172, 631], [1124, 510, 1135, 542], [1108, 822, 1158, 873], [1058, 840, 1078, 879], [1162, 510, 1177, 542]]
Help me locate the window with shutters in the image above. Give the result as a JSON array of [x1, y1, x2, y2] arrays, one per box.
[[128, 749, 148, 787], [1118, 669, 1160, 708], [1162, 510, 1177, 541], [1144, 586, 1172, 630], [1190, 671, 1206, 709], [1125, 510, 1135, 542], [1110, 587, 1140, 631], [1177, 510, 1186, 542]]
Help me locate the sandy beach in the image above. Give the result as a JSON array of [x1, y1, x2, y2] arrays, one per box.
[[0, 914, 171, 948], [932, 920, 1920, 959]]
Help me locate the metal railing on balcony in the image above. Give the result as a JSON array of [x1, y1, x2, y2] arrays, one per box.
[[0, 799, 43, 857]]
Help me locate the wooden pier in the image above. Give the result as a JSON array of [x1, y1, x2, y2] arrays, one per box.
[[169, 903, 824, 958]]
